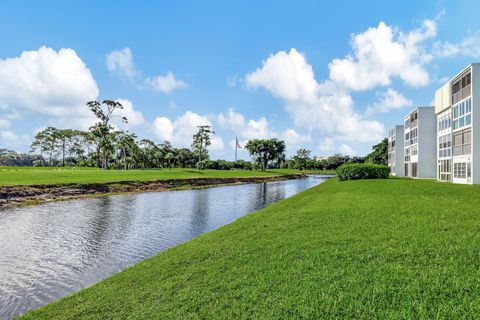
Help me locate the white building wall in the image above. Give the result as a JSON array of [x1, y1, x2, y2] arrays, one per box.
[[395, 125, 405, 176], [434, 63, 479, 184], [417, 107, 437, 178], [471, 64, 480, 184], [403, 107, 436, 179], [388, 125, 405, 176]]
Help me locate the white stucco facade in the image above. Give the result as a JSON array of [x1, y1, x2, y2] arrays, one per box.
[[388, 125, 404, 176], [435, 64, 479, 184], [403, 107, 437, 179]]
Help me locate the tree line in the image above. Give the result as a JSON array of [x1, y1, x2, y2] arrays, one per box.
[[18, 100, 287, 171], [284, 139, 388, 171], [25, 100, 223, 170], [1, 100, 388, 170]]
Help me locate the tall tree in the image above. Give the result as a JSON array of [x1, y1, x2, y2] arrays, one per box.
[[67, 131, 90, 165], [57, 129, 80, 167], [116, 131, 139, 170], [293, 148, 311, 170], [86, 100, 127, 169], [366, 138, 388, 165], [158, 141, 174, 168], [245, 139, 286, 171], [176, 148, 196, 168], [139, 139, 158, 168], [30, 131, 48, 166], [30, 127, 61, 166], [192, 125, 214, 167]]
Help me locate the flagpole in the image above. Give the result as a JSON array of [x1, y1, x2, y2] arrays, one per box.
[[235, 137, 238, 162]]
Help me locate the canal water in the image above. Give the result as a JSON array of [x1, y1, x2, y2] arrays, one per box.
[[0, 175, 330, 319]]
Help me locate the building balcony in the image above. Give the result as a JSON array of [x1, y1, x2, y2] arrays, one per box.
[[452, 84, 471, 105]]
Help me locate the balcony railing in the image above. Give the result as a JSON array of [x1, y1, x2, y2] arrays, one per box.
[[452, 84, 471, 105]]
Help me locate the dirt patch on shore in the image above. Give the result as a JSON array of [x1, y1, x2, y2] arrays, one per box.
[[0, 174, 305, 208]]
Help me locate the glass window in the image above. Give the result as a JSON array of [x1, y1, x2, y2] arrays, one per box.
[[452, 97, 472, 131]]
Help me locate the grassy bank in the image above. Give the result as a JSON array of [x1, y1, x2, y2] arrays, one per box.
[[0, 167, 333, 186], [23, 177, 480, 319]]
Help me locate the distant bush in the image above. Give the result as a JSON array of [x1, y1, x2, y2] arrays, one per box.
[[196, 160, 208, 170], [203, 160, 233, 170], [32, 159, 44, 167], [336, 163, 389, 181], [0, 148, 45, 166], [203, 160, 253, 170], [233, 160, 253, 170]]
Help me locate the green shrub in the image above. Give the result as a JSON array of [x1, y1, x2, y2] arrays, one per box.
[[336, 163, 389, 181]]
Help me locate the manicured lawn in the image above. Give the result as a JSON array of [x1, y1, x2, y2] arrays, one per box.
[[22, 178, 480, 319], [0, 167, 316, 186]]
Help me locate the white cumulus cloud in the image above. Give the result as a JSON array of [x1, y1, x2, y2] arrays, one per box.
[[245, 48, 385, 143], [113, 98, 145, 128], [0, 46, 99, 129], [246, 48, 318, 102], [106, 47, 188, 94], [152, 117, 174, 142], [329, 19, 436, 91], [319, 137, 335, 152], [365, 88, 412, 116], [0, 130, 29, 149], [106, 47, 137, 80], [145, 71, 188, 93], [153, 111, 224, 150], [339, 144, 356, 156], [217, 108, 311, 149], [218, 108, 271, 139], [434, 31, 480, 59], [243, 15, 439, 145], [279, 129, 311, 146]]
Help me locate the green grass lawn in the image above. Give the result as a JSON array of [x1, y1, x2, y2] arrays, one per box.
[[21, 178, 480, 319], [0, 167, 325, 186]]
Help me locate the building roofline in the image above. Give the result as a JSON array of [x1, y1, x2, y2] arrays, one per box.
[[403, 106, 434, 119], [437, 63, 480, 90], [389, 124, 404, 131]]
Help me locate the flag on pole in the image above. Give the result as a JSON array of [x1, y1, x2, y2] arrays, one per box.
[[235, 138, 242, 149]]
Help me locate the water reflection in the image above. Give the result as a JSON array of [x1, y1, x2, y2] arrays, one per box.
[[190, 188, 211, 235], [0, 175, 330, 319]]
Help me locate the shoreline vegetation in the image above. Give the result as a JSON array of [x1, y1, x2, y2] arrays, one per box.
[[20, 177, 480, 319], [0, 167, 334, 208]]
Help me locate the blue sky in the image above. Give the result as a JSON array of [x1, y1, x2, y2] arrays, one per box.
[[1, 0, 480, 159]]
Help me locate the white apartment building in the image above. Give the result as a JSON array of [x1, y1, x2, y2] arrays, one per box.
[[403, 107, 437, 178], [388, 125, 404, 176], [435, 64, 477, 184]]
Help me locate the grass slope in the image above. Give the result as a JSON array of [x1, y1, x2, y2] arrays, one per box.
[[0, 167, 331, 186], [22, 178, 480, 319]]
